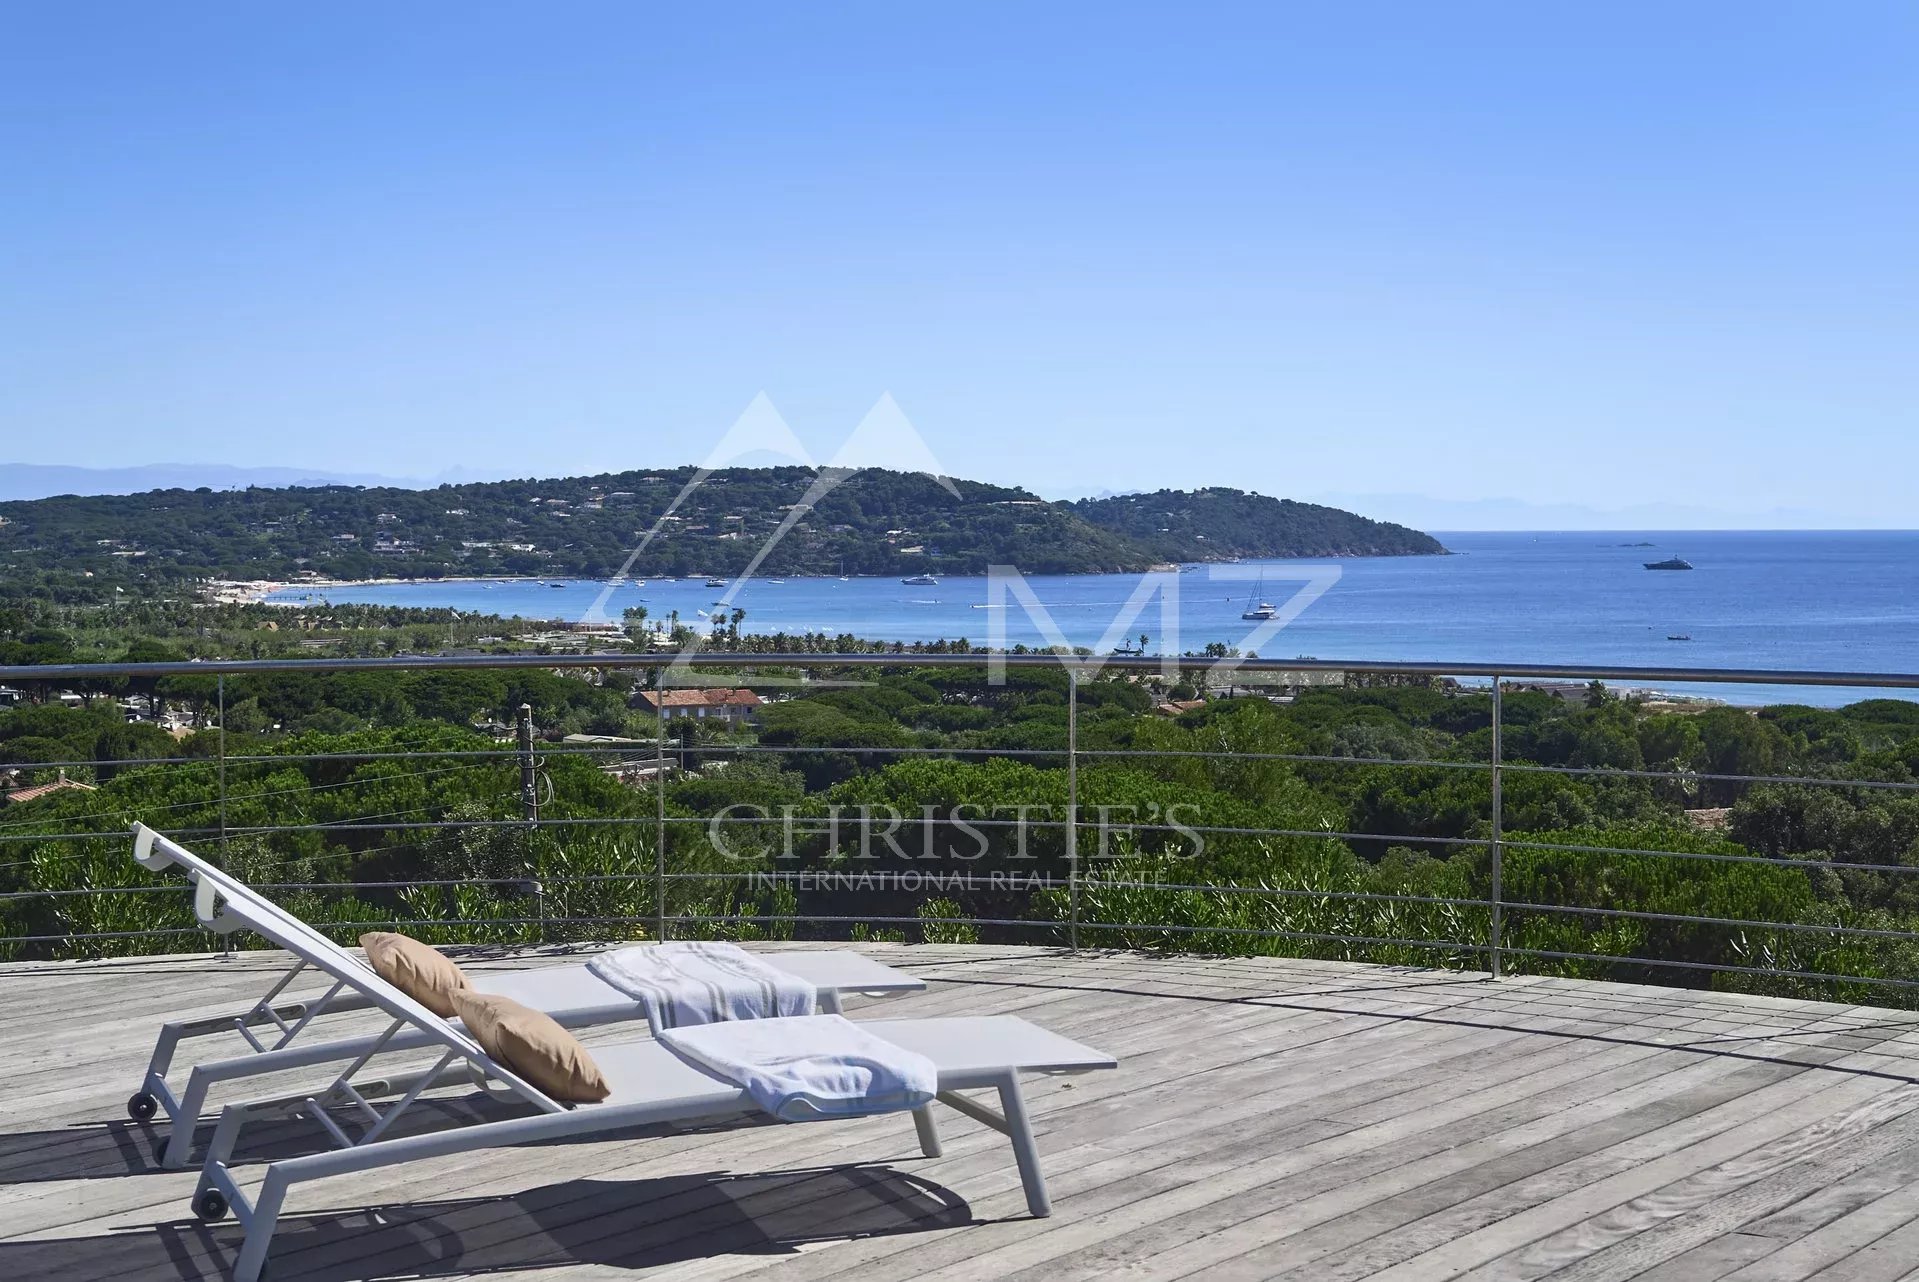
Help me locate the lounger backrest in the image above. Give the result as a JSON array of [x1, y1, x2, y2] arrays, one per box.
[[131, 823, 564, 1115]]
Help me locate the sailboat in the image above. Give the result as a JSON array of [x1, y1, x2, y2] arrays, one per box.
[[838, 558, 850, 582], [1240, 574, 1277, 621]]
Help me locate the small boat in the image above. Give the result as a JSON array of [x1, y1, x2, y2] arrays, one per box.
[[1644, 557, 1694, 571], [768, 578, 786, 585], [1240, 573, 1278, 620], [1668, 634, 1693, 641], [901, 573, 939, 586], [705, 577, 727, 588]]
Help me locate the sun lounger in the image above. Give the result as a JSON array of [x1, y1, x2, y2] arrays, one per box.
[[151, 828, 1114, 1282], [127, 823, 925, 1167]]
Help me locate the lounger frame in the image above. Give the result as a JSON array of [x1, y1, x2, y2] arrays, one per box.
[[205, 1052, 1054, 1282], [130, 822, 1112, 1281], [127, 823, 921, 1167]]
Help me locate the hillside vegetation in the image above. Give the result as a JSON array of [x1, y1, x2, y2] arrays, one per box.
[[1073, 488, 1447, 559], [0, 467, 1443, 586]]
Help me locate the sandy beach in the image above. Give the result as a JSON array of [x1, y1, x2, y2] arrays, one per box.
[[220, 574, 538, 605]]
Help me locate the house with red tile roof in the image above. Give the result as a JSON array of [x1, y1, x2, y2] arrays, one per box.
[[632, 687, 763, 724], [3, 769, 98, 806]]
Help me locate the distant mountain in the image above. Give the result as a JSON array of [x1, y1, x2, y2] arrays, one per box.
[[0, 463, 428, 502], [0, 467, 1442, 584], [1310, 491, 1897, 532], [1072, 488, 1446, 559]]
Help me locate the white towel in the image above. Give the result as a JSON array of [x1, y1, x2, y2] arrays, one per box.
[[586, 941, 816, 1029], [659, 1014, 937, 1121]]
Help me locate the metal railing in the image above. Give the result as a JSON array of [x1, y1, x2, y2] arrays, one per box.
[[3, 651, 1919, 1004]]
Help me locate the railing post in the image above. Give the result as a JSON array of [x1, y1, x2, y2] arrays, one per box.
[[1489, 675, 1504, 980], [217, 674, 230, 962], [1066, 665, 1080, 954], [654, 669, 668, 942], [516, 705, 543, 942]]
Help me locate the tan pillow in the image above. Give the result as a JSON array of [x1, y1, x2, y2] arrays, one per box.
[[359, 931, 470, 1017], [451, 989, 611, 1104]]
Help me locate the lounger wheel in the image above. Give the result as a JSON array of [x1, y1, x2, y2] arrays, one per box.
[[127, 1092, 159, 1122], [193, 1188, 229, 1223]]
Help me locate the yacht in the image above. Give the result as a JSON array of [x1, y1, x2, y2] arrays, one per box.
[[901, 573, 939, 586], [1240, 574, 1278, 620], [1644, 557, 1694, 571], [704, 577, 727, 588]]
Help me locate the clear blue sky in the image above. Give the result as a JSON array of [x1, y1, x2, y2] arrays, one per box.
[[2, 4, 1915, 526]]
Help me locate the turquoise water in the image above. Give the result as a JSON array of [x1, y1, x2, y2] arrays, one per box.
[[267, 531, 1919, 707]]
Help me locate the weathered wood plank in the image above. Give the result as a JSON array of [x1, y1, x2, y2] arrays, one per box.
[[7, 944, 1919, 1282]]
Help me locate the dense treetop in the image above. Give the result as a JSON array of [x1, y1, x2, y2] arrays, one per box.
[[1071, 488, 1446, 559], [8, 662, 1919, 1003]]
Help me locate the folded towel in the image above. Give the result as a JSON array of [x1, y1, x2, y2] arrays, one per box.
[[659, 1013, 936, 1121], [586, 942, 816, 1030]]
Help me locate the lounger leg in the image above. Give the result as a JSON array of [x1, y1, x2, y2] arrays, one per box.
[[142, 1023, 185, 1098], [912, 1104, 943, 1158], [996, 1074, 1049, 1218], [233, 1168, 289, 1282], [202, 1100, 259, 1172], [160, 1071, 213, 1168]]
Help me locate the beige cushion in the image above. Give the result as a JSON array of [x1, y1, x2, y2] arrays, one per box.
[[359, 931, 470, 1017], [451, 990, 611, 1104]]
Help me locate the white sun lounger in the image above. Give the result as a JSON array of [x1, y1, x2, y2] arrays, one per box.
[[158, 830, 1115, 1282], [127, 823, 925, 1168]]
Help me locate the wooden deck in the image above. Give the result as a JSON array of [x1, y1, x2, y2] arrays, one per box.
[[7, 944, 1919, 1281]]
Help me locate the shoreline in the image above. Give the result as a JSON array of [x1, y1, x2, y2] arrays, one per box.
[[231, 574, 540, 604], [248, 569, 1175, 604], [241, 556, 1441, 605]]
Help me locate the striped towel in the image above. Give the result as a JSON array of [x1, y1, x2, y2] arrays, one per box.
[[586, 942, 816, 1030], [659, 1014, 936, 1121]]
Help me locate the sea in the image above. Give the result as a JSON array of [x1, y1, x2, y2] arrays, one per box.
[[265, 530, 1919, 708]]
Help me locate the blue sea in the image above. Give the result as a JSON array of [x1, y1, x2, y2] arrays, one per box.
[[267, 531, 1919, 707]]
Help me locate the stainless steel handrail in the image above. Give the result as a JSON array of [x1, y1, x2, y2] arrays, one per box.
[[4, 650, 1919, 687]]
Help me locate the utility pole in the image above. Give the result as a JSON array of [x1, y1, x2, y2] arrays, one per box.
[[517, 704, 539, 826]]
